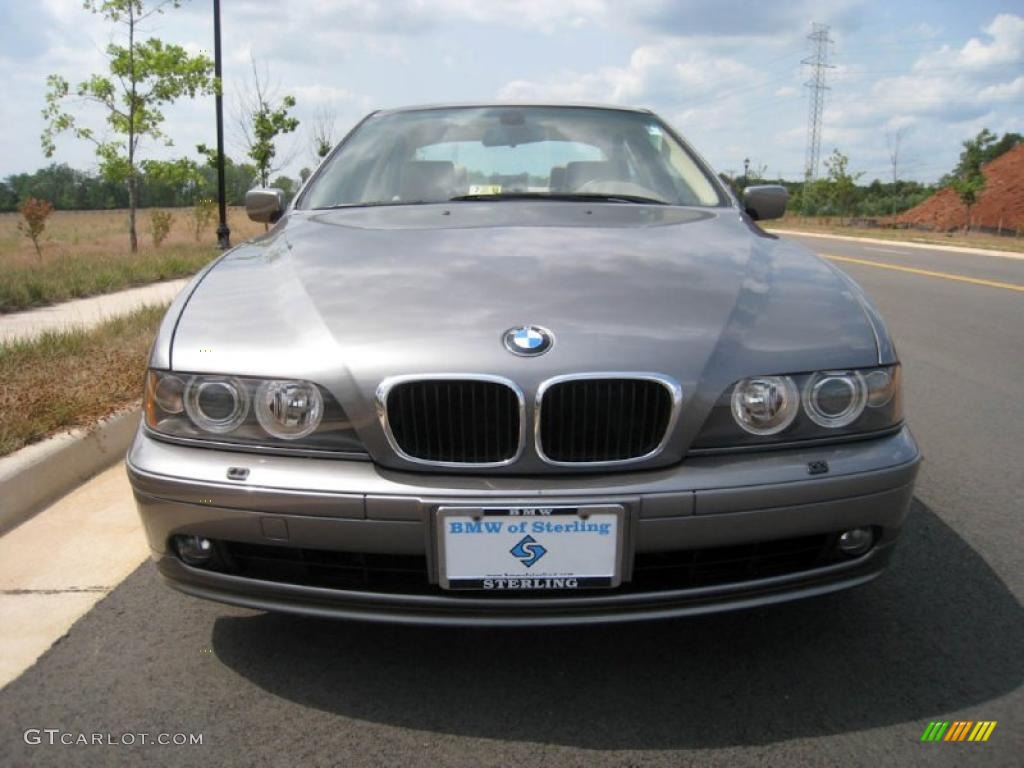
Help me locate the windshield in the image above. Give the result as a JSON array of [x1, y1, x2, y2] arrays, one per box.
[[299, 106, 725, 209]]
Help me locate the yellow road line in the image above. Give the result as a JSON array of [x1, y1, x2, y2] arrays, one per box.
[[822, 253, 1024, 293]]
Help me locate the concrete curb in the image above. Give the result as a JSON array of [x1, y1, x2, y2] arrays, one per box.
[[0, 408, 140, 536], [766, 229, 1024, 260]]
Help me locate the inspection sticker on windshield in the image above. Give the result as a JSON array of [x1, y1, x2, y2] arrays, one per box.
[[467, 184, 502, 195], [436, 505, 624, 590]]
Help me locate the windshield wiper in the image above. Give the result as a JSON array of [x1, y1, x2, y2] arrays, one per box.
[[448, 192, 669, 205], [311, 200, 433, 210]]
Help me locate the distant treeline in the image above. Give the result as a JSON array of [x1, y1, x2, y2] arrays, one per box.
[[0, 161, 302, 212], [720, 130, 1021, 219], [720, 172, 936, 218], [783, 178, 937, 218]]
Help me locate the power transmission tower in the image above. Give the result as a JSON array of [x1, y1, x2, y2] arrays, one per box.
[[802, 22, 833, 181]]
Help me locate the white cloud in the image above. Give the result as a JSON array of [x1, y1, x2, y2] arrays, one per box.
[[499, 41, 756, 104], [496, 38, 812, 178], [2, 2, 1021, 186], [427, 0, 610, 32], [977, 76, 1024, 101], [221, 0, 611, 35], [291, 85, 361, 107], [626, 0, 865, 37], [914, 13, 1024, 72], [846, 14, 1024, 128]]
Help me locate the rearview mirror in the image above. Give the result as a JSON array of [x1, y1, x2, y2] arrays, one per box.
[[742, 185, 788, 221], [245, 188, 285, 224]]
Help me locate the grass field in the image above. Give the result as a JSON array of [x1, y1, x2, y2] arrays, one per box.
[[0, 207, 265, 313], [772, 215, 1024, 253], [0, 305, 168, 457]]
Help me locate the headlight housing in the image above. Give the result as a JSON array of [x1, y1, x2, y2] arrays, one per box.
[[802, 371, 867, 428], [144, 370, 364, 455], [254, 380, 324, 440], [731, 376, 800, 435], [692, 365, 902, 452], [184, 376, 250, 434]]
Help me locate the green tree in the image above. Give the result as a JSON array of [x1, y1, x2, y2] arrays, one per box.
[[196, 145, 258, 205], [272, 175, 297, 200], [949, 129, 996, 232], [980, 132, 1022, 164], [41, 1, 215, 251], [140, 157, 202, 206], [0, 182, 16, 211], [823, 149, 862, 219], [951, 176, 986, 232], [235, 58, 299, 188]]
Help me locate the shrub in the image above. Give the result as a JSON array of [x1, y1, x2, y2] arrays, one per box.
[[148, 209, 174, 248], [192, 197, 216, 241], [18, 197, 54, 259]]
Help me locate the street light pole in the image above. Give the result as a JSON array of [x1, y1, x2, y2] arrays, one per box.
[[213, 0, 231, 249]]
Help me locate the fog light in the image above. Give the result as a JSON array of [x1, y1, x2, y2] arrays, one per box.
[[837, 527, 874, 556], [175, 535, 214, 566]]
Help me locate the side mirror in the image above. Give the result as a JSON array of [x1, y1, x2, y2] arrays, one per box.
[[742, 185, 788, 221], [245, 188, 285, 224]]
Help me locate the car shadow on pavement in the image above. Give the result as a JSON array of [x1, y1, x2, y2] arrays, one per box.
[[211, 499, 1023, 750]]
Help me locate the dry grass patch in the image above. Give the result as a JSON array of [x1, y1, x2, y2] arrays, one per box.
[[0, 245, 216, 313], [0, 207, 265, 313], [0, 304, 166, 457]]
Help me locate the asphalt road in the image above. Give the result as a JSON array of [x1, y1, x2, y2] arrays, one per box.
[[1, 233, 1022, 767]]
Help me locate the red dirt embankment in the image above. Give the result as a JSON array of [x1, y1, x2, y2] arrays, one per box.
[[891, 143, 1024, 232]]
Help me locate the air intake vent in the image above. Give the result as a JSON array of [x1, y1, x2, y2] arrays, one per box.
[[383, 378, 522, 465], [538, 376, 678, 464]]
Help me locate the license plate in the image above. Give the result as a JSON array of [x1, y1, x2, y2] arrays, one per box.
[[436, 505, 624, 591]]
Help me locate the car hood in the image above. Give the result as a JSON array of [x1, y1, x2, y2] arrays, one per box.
[[166, 202, 883, 466]]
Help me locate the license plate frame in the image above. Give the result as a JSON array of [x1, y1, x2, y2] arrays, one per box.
[[436, 504, 625, 591]]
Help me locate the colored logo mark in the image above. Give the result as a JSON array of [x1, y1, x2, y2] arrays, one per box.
[[509, 535, 547, 568], [920, 721, 997, 742], [514, 328, 544, 349], [502, 325, 553, 356]]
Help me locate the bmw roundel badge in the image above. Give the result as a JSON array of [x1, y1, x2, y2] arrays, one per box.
[[503, 325, 553, 356]]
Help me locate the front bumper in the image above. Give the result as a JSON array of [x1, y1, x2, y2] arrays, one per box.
[[126, 426, 920, 625]]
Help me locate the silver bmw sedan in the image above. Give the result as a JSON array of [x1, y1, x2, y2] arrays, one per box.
[[127, 103, 920, 625]]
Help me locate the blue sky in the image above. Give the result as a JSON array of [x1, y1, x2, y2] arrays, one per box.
[[1, 0, 1021, 183]]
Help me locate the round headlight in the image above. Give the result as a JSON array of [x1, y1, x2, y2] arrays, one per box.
[[254, 380, 323, 440], [153, 373, 186, 414], [184, 376, 249, 434], [803, 371, 867, 428], [731, 376, 799, 435]]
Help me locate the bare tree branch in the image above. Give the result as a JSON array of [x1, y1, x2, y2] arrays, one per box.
[[885, 127, 907, 185]]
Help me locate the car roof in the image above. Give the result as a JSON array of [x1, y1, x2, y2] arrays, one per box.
[[373, 102, 655, 117]]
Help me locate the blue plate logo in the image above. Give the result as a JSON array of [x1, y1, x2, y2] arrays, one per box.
[[503, 325, 553, 356], [510, 535, 547, 568]]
